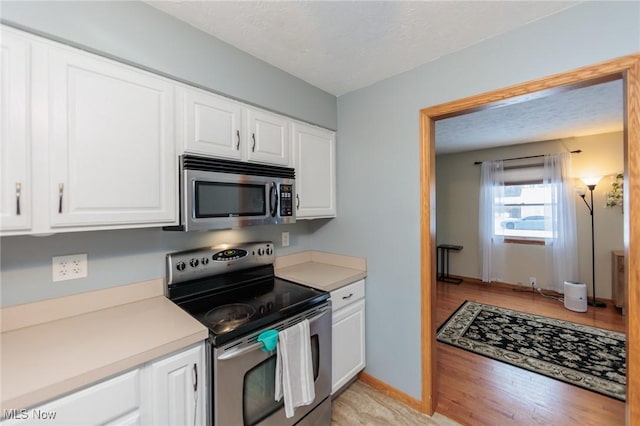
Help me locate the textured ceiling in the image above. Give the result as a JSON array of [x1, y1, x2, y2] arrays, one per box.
[[145, 1, 578, 96], [435, 80, 624, 154], [145, 1, 621, 154]]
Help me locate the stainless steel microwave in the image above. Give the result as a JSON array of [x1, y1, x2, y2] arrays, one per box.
[[164, 155, 295, 231]]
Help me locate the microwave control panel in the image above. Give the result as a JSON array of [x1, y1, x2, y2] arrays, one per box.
[[280, 185, 294, 216]]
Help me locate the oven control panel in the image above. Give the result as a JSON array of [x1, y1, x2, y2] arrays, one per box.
[[213, 249, 248, 262], [166, 242, 275, 285]]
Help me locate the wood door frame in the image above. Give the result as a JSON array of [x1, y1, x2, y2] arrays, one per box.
[[419, 53, 640, 423]]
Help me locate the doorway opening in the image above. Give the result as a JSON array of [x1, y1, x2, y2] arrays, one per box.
[[419, 54, 640, 423]]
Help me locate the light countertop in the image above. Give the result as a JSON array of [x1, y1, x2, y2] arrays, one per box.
[[0, 279, 208, 411], [275, 251, 367, 292]]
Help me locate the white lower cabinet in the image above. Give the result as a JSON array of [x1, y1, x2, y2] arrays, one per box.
[[146, 344, 205, 426], [1, 370, 142, 426], [1, 343, 205, 426], [331, 280, 366, 395]]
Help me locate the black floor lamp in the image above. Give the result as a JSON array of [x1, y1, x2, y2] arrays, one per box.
[[578, 177, 606, 308]]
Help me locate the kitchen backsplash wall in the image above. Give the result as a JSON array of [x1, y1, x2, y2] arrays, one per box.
[[0, 223, 311, 307]]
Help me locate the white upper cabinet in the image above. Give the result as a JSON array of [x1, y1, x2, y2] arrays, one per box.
[[0, 31, 31, 233], [177, 89, 291, 166], [177, 86, 243, 160], [292, 122, 336, 218], [48, 45, 177, 229], [1, 25, 339, 235], [246, 107, 290, 166]]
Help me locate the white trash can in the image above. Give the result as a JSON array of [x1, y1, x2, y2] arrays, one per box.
[[564, 280, 588, 312]]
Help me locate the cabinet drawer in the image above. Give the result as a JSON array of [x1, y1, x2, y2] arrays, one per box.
[[1, 370, 140, 425], [331, 280, 365, 311]]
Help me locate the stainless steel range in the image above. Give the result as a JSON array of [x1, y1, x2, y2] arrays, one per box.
[[166, 242, 332, 426]]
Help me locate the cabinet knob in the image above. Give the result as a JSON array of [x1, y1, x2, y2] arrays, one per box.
[[236, 130, 240, 150], [342, 293, 354, 300], [296, 194, 300, 210], [252, 133, 256, 152]]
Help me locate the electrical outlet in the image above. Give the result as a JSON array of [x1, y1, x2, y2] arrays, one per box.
[[281, 232, 290, 247], [53, 254, 88, 282], [529, 276, 537, 287]]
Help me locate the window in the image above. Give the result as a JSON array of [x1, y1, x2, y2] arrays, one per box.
[[479, 153, 578, 288], [494, 181, 552, 239]]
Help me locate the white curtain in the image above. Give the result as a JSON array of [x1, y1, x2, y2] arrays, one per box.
[[479, 160, 504, 282], [544, 153, 579, 292]]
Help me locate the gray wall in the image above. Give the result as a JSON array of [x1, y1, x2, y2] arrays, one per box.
[[309, 2, 640, 400], [0, 1, 337, 306], [0, 1, 337, 130]]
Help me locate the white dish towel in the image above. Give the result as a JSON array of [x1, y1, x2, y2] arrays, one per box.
[[274, 319, 315, 418]]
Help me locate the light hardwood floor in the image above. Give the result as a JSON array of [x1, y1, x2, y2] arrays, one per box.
[[332, 380, 459, 426], [436, 278, 626, 426]]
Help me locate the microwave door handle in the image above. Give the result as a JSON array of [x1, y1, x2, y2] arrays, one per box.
[[269, 182, 278, 217]]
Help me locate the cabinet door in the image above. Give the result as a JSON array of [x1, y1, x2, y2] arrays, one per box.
[[331, 298, 366, 394], [147, 343, 205, 426], [246, 108, 290, 166], [178, 87, 243, 160], [292, 123, 336, 218], [0, 30, 31, 233], [48, 46, 176, 229]]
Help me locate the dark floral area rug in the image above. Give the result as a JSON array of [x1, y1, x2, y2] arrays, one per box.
[[437, 300, 626, 401]]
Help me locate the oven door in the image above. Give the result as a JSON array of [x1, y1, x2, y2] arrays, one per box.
[[212, 307, 331, 426]]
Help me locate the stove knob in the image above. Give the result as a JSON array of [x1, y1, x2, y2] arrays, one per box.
[[176, 261, 186, 272], [266, 248, 272, 255], [267, 301, 274, 311], [259, 305, 265, 315], [190, 258, 199, 268], [258, 248, 263, 256], [201, 257, 209, 265]]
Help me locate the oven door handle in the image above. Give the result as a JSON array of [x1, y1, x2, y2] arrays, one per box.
[[218, 341, 264, 360], [217, 308, 330, 361]]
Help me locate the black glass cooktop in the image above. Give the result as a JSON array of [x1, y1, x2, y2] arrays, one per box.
[[171, 266, 328, 346]]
